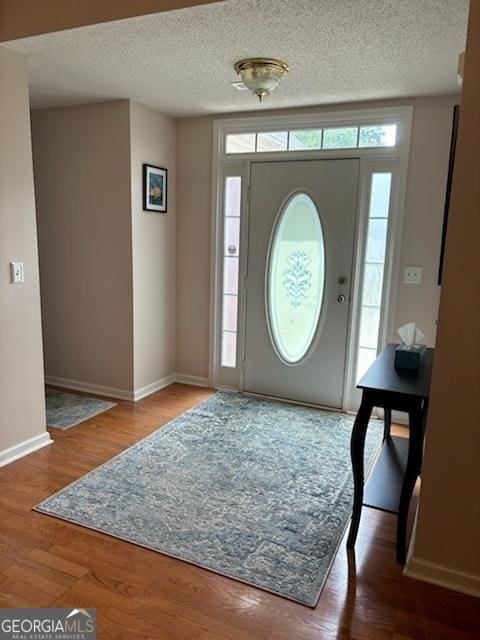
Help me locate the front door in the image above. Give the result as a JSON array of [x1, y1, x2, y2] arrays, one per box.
[[243, 159, 359, 408]]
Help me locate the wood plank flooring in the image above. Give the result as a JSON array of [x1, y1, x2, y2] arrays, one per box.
[[0, 383, 478, 639]]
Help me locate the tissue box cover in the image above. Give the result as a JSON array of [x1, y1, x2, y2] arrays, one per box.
[[394, 344, 427, 371]]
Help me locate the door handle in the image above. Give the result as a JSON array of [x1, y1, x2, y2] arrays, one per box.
[[337, 294, 347, 304]]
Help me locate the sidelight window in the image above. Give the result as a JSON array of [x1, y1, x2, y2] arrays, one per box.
[[356, 172, 392, 381], [221, 176, 242, 367]]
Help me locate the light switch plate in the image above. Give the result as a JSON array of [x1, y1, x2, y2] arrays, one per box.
[[404, 266, 422, 284], [10, 261, 24, 284]]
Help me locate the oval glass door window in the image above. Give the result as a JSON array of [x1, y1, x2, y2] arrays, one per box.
[[267, 192, 326, 364]]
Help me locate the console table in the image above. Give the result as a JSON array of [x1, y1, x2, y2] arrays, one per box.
[[346, 343, 434, 563]]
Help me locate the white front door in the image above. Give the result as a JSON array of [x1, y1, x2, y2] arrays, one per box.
[[243, 159, 359, 408]]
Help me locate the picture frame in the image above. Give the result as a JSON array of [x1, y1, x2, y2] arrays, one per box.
[[143, 164, 167, 213], [438, 105, 459, 285]]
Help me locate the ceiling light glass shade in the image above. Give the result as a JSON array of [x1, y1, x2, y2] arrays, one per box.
[[234, 58, 289, 101]]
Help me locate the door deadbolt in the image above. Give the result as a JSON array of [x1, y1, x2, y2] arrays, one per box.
[[337, 294, 347, 304], [338, 276, 347, 285]]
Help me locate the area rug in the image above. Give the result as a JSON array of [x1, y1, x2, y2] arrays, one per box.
[[35, 393, 381, 605], [45, 388, 117, 429]]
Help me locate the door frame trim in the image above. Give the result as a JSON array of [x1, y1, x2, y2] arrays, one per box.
[[210, 106, 413, 411]]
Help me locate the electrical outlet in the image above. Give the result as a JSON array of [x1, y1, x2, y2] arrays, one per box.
[[10, 261, 24, 284], [404, 266, 422, 285]]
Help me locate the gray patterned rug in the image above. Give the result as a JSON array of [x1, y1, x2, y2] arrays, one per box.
[[46, 388, 117, 429], [35, 393, 381, 605]]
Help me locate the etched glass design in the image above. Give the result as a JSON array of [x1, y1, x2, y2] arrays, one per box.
[[267, 193, 325, 364]]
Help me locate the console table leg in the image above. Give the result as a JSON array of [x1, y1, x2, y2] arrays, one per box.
[[383, 408, 392, 441], [396, 404, 424, 563], [347, 393, 373, 549]]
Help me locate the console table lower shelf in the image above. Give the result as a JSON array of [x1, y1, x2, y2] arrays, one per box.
[[364, 434, 409, 514]]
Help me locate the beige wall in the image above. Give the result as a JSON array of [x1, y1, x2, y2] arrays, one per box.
[[32, 101, 134, 392], [395, 96, 458, 343], [176, 118, 212, 378], [175, 94, 458, 380], [409, 0, 480, 585], [130, 101, 176, 390], [0, 47, 48, 453], [0, 0, 221, 42], [32, 99, 176, 396]]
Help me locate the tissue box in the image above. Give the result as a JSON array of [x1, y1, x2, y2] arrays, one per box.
[[394, 344, 427, 371]]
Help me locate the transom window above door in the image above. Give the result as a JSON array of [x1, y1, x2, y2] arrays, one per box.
[[225, 124, 397, 154]]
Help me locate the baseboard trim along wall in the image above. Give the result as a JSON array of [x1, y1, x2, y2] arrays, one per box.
[[404, 555, 480, 598], [45, 375, 134, 401], [175, 373, 210, 387], [391, 410, 409, 425], [133, 374, 177, 401], [0, 432, 52, 468], [45, 373, 211, 402]]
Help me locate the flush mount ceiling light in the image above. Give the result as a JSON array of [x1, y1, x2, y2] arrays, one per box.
[[233, 58, 289, 102]]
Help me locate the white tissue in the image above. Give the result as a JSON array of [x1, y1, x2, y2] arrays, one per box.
[[397, 322, 424, 349]]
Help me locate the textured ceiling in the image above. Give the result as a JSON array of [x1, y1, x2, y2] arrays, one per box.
[[5, 0, 469, 117]]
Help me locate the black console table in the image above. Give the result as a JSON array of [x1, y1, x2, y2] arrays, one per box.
[[346, 343, 434, 563]]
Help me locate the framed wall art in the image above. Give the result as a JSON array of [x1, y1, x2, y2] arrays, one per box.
[[143, 164, 167, 213]]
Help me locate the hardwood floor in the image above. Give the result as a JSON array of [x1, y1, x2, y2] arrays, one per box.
[[0, 383, 478, 639]]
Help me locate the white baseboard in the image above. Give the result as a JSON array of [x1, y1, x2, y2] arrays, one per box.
[[376, 408, 409, 425], [405, 555, 480, 598], [175, 373, 210, 388], [392, 410, 409, 425], [133, 374, 177, 401], [45, 375, 134, 401], [46, 372, 211, 402], [0, 432, 53, 468]]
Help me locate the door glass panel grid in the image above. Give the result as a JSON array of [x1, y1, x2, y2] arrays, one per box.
[[221, 176, 242, 367], [356, 172, 392, 382], [257, 131, 288, 152], [289, 129, 323, 150], [225, 124, 397, 154]]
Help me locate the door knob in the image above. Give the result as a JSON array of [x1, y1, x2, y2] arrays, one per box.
[[337, 294, 346, 304]]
